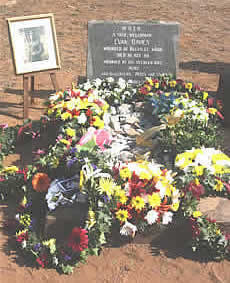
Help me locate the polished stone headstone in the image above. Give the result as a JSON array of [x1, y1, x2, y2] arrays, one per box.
[[87, 21, 180, 84]]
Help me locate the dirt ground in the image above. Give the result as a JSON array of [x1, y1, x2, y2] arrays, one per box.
[[0, 0, 230, 282]]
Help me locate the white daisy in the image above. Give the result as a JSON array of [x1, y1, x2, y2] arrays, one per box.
[[162, 211, 173, 225], [78, 113, 87, 124], [144, 210, 159, 225]]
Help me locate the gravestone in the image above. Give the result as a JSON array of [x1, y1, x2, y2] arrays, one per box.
[[87, 21, 180, 84]]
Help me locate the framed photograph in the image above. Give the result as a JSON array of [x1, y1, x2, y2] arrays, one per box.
[[7, 13, 61, 75]]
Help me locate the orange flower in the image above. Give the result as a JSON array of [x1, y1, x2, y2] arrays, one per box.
[[32, 173, 51, 192]]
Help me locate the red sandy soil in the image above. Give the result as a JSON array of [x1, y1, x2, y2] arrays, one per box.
[[0, 0, 230, 282]]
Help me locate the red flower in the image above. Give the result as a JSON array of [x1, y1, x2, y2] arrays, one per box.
[[17, 168, 28, 182], [186, 181, 205, 200], [139, 87, 148, 95], [36, 253, 48, 268], [17, 122, 32, 140], [71, 89, 80, 98], [16, 231, 28, 243], [86, 109, 93, 117], [72, 109, 81, 117], [67, 227, 88, 252]]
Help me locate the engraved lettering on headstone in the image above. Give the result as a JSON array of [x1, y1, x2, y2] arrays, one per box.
[[87, 21, 179, 84]]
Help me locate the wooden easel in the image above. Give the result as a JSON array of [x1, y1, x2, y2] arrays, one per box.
[[23, 72, 59, 120]]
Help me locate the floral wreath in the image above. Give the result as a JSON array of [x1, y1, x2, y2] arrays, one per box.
[[175, 147, 230, 260]]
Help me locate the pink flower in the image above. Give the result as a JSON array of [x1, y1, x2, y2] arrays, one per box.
[[78, 127, 112, 151], [78, 127, 95, 146], [94, 129, 112, 150], [0, 124, 8, 130]]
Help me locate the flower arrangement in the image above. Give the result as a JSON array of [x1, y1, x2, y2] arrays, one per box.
[[77, 77, 137, 106], [159, 101, 222, 154], [175, 148, 230, 259], [0, 75, 227, 273], [112, 160, 180, 236], [15, 159, 117, 274], [46, 87, 109, 132]]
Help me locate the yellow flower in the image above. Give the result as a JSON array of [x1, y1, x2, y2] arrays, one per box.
[[148, 193, 161, 208], [155, 82, 159, 89], [214, 179, 224, 192], [169, 80, 176, 88], [213, 164, 224, 175], [115, 188, 128, 204], [102, 101, 109, 112], [47, 108, 54, 116], [194, 166, 205, 176], [98, 178, 115, 197], [87, 210, 96, 229], [165, 184, 173, 197], [216, 229, 221, 236], [147, 78, 154, 86], [144, 84, 152, 91], [185, 82, 193, 90], [193, 211, 202, 218], [171, 202, 179, 212], [53, 101, 64, 109], [194, 178, 200, 185], [1, 166, 18, 174], [208, 108, 217, 115], [16, 229, 28, 236], [65, 128, 76, 137], [19, 214, 31, 227], [131, 196, 145, 211], [60, 139, 71, 145], [203, 92, 208, 100], [116, 209, 129, 222], [79, 170, 84, 190], [120, 167, 132, 180], [184, 92, 189, 99], [139, 171, 152, 180], [20, 196, 27, 207], [61, 112, 72, 121], [93, 116, 104, 129], [42, 238, 56, 254], [212, 153, 230, 163]]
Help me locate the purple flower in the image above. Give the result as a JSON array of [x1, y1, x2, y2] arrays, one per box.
[[91, 164, 97, 170], [67, 157, 78, 168], [25, 201, 32, 208], [64, 254, 72, 261], [103, 195, 110, 203], [70, 147, 78, 155], [34, 243, 41, 251]]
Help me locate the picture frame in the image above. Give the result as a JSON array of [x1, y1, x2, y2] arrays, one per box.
[[7, 13, 61, 75]]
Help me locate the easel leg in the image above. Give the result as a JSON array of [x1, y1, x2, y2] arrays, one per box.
[[30, 75, 35, 104], [50, 73, 59, 91], [23, 76, 29, 120]]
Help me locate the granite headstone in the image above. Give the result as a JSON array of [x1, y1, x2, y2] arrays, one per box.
[[87, 21, 180, 84]]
